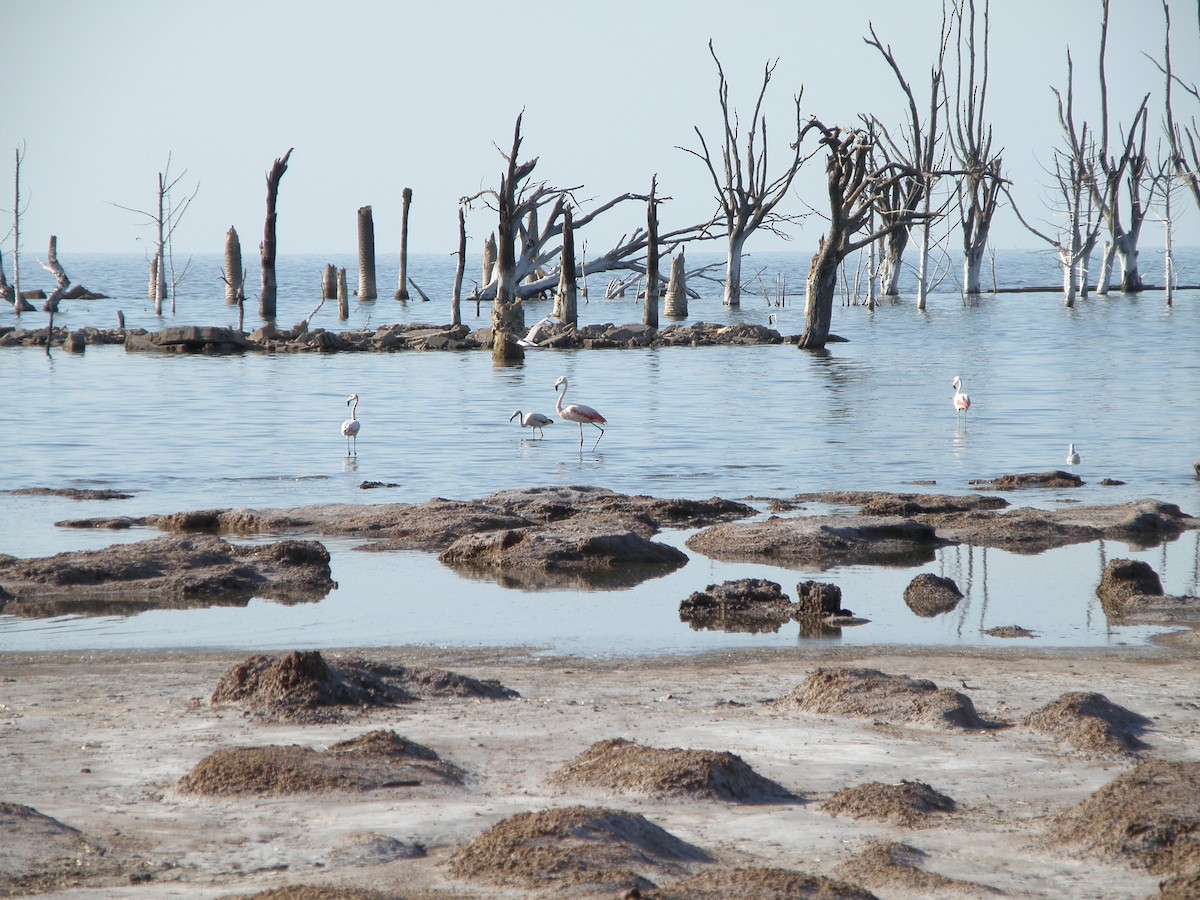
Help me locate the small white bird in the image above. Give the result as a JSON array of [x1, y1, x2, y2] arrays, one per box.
[[1067, 443, 1080, 465], [951, 375, 971, 416], [554, 375, 607, 449], [510, 410, 554, 438], [341, 393, 361, 456]]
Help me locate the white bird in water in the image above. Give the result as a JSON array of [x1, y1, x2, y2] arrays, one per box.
[[554, 375, 607, 449], [341, 393, 361, 456], [1066, 443, 1080, 465], [510, 410, 554, 438], [951, 376, 971, 416]]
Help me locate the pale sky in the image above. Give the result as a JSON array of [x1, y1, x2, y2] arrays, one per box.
[[3, 0, 1198, 262]]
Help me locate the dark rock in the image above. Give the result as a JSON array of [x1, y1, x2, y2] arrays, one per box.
[[903, 573, 963, 617], [679, 578, 796, 634], [969, 470, 1084, 489], [125, 325, 253, 354]]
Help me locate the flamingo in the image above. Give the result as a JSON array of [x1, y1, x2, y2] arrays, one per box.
[[951, 376, 971, 416], [510, 410, 554, 438], [341, 393, 361, 456], [1066, 443, 1080, 465], [554, 375, 606, 449]]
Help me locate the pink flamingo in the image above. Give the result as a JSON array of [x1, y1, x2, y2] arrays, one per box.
[[951, 376, 971, 416], [554, 376, 606, 449], [341, 393, 361, 455]]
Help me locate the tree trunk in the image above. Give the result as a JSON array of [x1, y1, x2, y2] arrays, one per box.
[[643, 178, 659, 328], [1113, 231, 1142, 292], [395, 187, 412, 300], [224, 227, 243, 304], [356, 205, 377, 300], [664, 250, 688, 317], [800, 238, 839, 349], [452, 207, 465, 327], [1164, 185, 1174, 308], [915, 194, 932, 311], [723, 231, 747, 306], [492, 199, 523, 364], [482, 232, 496, 290], [1096, 241, 1115, 295], [963, 238, 988, 295], [336, 267, 349, 320], [1059, 246, 1077, 308], [554, 207, 578, 327], [260, 148, 293, 319], [878, 228, 907, 296], [148, 256, 158, 300]]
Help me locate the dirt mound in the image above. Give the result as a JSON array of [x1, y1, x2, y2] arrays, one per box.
[[773, 667, 996, 730], [176, 729, 464, 796], [1048, 759, 1200, 880], [1022, 691, 1151, 755], [644, 865, 879, 899], [0, 801, 144, 894], [982, 625, 1036, 638], [447, 805, 710, 893], [837, 841, 997, 895], [902, 573, 962, 617], [822, 781, 956, 827], [209, 650, 518, 722], [549, 738, 797, 803], [232, 888, 464, 900], [326, 832, 426, 867]]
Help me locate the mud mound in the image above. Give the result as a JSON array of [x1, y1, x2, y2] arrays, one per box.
[[1048, 759, 1200, 879], [822, 781, 956, 827], [0, 801, 142, 894], [644, 865, 878, 899], [447, 805, 710, 893], [209, 650, 517, 722], [902, 573, 962, 617], [176, 729, 464, 796], [982, 625, 1036, 638], [549, 738, 796, 803], [773, 667, 995, 730], [837, 841, 997, 895], [1022, 691, 1151, 755]]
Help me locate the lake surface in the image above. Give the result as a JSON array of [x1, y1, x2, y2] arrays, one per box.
[[1, 248, 1198, 656]]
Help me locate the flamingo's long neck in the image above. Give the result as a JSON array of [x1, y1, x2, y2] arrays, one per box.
[[556, 385, 567, 415], [351, 399, 358, 420]]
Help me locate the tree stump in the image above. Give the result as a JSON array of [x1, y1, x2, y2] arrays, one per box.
[[322, 264, 337, 300], [337, 267, 349, 320], [664, 250, 688, 317], [224, 227, 243, 304], [357, 205, 377, 300], [395, 187, 412, 300]]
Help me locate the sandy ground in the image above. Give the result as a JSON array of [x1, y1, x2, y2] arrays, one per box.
[[3, 633, 1199, 899]]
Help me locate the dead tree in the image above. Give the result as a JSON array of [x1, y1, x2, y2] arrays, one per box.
[[9, 145, 26, 316], [452, 207, 466, 327], [395, 187, 412, 300], [1007, 54, 1102, 307], [462, 115, 714, 310], [322, 263, 337, 300], [111, 154, 197, 315], [864, 19, 950, 300], [260, 148, 293, 319], [489, 114, 536, 361], [1091, 0, 1155, 294], [798, 121, 920, 350], [681, 40, 808, 306], [1155, 1, 1200, 222], [224, 227, 243, 304], [38, 235, 70, 353], [949, 0, 1004, 295], [643, 176, 660, 328]]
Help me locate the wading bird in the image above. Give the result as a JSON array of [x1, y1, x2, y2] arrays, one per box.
[[510, 410, 554, 438], [341, 393, 361, 455], [554, 376, 606, 449], [951, 376, 971, 417], [1066, 443, 1080, 465]]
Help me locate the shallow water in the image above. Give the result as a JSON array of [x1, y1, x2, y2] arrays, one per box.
[[1, 249, 1198, 655]]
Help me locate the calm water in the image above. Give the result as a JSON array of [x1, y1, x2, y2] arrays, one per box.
[[1, 249, 1198, 655]]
